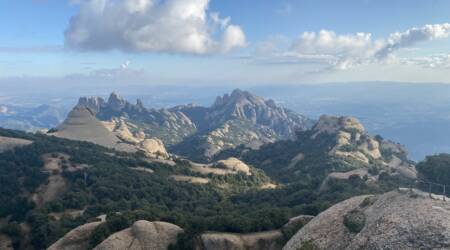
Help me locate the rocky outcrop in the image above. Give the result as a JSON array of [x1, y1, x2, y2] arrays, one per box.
[[215, 157, 251, 175], [190, 158, 252, 176], [311, 115, 415, 179], [194, 214, 313, 250], [140, 138, 169, 159], [195, 230, 284, 250], [284, 190, 450, 250], [94, 220, 183, 250], [47, 221, 103, 250], [208, 89, 311, 137]]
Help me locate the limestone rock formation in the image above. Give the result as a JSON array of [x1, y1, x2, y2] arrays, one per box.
[[47, 221, 103, 250], [94, 221, 183, 250], [284, 190, 450, 250]]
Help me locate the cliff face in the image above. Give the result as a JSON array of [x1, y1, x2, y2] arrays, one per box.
[[284, 190, 450, 250]]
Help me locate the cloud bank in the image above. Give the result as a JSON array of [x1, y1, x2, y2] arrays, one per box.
[[65, 0, 246, 54], [255, 23, 450, 70]]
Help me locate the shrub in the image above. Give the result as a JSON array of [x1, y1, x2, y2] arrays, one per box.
[[343, 210, 365, 233], [299, 240, 319, 250]]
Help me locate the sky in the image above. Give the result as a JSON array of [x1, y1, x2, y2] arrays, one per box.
[[1, 0, 450, 87]]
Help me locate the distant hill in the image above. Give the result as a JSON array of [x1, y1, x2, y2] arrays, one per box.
[[0, 104, 67, 132]]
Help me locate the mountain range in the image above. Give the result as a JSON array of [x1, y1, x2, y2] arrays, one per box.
[[0, 89, 448, 250], [72, 89, 313, 161]]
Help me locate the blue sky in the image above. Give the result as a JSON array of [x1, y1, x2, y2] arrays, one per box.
[[1, 0, 450, 85]]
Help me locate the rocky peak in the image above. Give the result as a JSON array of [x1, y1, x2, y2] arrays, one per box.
[[107, 92, 127, 111], [312, 115, 365, 137], [213, 89, 265, 109], [77, 96, 105, 114], [136, 99, 145, 110]]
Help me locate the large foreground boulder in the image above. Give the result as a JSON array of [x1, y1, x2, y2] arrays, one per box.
[[284, 190, 450, 250], [94, 220, 183, 250], [47, 221, 103, 250]]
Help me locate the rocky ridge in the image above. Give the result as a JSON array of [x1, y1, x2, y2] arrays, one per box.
[[75, 90, 312, 161]]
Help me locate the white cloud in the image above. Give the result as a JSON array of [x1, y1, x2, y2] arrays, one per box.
[[255, 23, 450, 70], [65, 0, 246, 54], [376, 23, 450, 58]]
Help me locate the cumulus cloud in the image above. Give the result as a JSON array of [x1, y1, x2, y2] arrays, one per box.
[[65, 0, 246, 54], [255, 23, 450, 70]]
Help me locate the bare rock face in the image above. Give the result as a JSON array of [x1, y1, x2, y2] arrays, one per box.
[[51, 106, 127, 150], [195, 230, 284, 250], [94, 221, 183, 250], [312, 115, 365, 139], [47, 221, 103, 250], [284, 190, 450, 250], [215, 157, 251, 175], [140, 138, 169, 159]]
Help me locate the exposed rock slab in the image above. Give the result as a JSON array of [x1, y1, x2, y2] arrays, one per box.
[[196, 230, 284, 250], [47, 221, 103, 250], [284, 190, 450, 250], [94, 221, 183, 250]]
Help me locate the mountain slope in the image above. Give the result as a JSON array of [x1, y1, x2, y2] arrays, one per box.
[[170, 89, 313, 161], [220, 115, 415, 186]]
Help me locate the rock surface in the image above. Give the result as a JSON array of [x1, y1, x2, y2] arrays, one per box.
[[196, 230, 284, 250], [215, 157, 251, 175], [140, 138, 169, 159], [284, 190, 450, 250], [51, 106, 132, 151], [47, 221, 103, 250], [94, 221, 183, 250]]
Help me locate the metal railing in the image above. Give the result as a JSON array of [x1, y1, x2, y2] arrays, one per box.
[[402, 178, 449, 201]]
